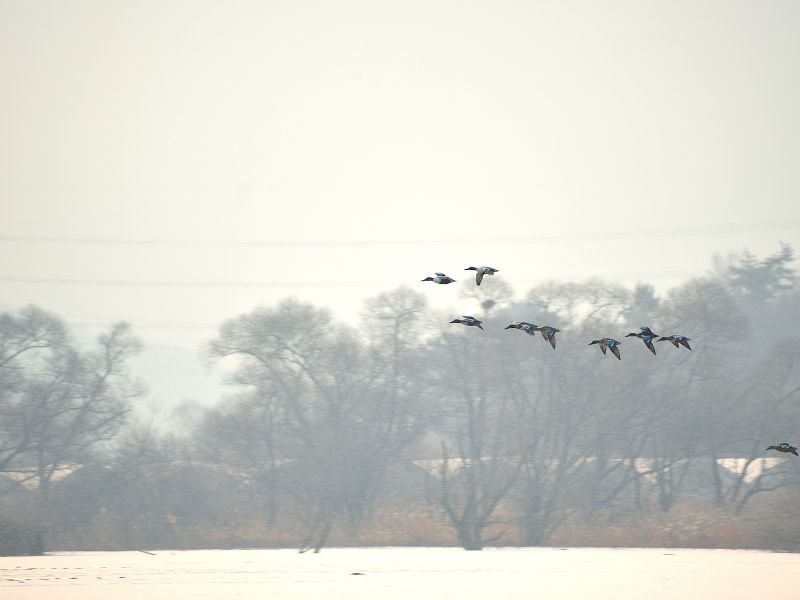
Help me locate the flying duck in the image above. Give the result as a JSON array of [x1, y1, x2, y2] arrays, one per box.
[[450, 316, 484, 330], [422, 272, 456, 284], [657, 335, 692, 350], [505, 321, 538, 335], [589, 338, 622, 360], [625, 326, 659, 355], [538, 326, 560, 350], [766, 442, 798, 456], [464, 266, 499, 286]]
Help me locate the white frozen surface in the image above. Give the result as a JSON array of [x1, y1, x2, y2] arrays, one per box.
[[1, 547, 799, 600]]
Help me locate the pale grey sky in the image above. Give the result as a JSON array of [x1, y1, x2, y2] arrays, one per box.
[[2, 1, 799, 408]]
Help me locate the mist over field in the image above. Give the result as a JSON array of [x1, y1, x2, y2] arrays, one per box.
[[2, 0, 800, 572], [2, 246, 800, 555]]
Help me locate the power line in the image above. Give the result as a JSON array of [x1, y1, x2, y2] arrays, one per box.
[[66, 318, 218, 332], [1, 220, 798, 248], [0, 267, 704, 289], [0, 271, 700, 289], [0, 276, 385, 288]]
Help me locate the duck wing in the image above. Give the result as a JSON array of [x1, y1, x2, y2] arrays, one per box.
[[548, 333, 557, 350], [679, 338, 692, 350], [645, 339, 656, 355], [610, 344, 621, 360], [475, 270, 484, 286]]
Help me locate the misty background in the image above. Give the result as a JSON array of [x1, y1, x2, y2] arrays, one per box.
[[2, 0, 800, 554]]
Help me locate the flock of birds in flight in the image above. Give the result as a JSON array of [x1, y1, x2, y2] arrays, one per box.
[[423, 266, 690, 359], [422, 265, 797, 459]]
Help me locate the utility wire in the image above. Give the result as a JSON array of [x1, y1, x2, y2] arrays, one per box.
[[1, 220, 798, 248], [0, 267, 704, 289], [0, 276, 385, 288], [0, 270, 701, 288]]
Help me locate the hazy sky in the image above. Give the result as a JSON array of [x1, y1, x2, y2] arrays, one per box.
[[2, 1, 799, 408]]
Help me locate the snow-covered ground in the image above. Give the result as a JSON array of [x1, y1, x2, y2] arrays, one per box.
[[2, 546, 798, 600]]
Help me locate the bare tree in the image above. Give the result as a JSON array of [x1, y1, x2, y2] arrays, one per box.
[[207, 294, 430, 552], [0, 307, 143, 552], [0, 306, 67, 477], [431, 305, 532, 550]]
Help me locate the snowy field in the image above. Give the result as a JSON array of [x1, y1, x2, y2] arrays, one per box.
[[1, 547, 799, 600]]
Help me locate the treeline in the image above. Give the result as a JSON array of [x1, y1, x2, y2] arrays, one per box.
[[2, 245, 800, 555]]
